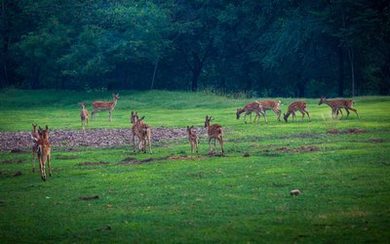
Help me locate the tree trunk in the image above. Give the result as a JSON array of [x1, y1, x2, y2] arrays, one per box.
[[150, 58, 159, 90], [338, 47, 344, 97], [348, 47, 355, 97], [0, 0, 9, 88], [191, 52, 202, 92]]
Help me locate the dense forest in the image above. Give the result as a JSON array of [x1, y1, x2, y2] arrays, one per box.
[[1, 0, 389, 97]]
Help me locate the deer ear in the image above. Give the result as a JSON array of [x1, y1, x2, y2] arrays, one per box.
[[191, 125, 194, 129], [45, 125, 49, 130], [140, 116, 145, 120], [187, 126, 189, 129]]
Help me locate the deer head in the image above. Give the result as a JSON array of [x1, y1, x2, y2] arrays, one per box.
[[319, 96, 326, 105], [113, 93, 120, 100], [204, 116, 213, 128]]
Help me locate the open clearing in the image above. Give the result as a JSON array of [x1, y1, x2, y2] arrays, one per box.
[[0, 90, 389, 242]]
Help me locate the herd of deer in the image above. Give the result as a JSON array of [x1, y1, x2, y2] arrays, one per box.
[[30, 94, 359, 181]]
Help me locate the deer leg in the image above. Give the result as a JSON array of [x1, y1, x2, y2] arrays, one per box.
[[91, 111, 95, 120], [243, 113, 247, 124], [345, 108, 350, 118], [218, 137, 224, 155], [304, 109, 311, 121], [109, 111, 112, 122], [40, 157, 46, 181], [48, 153, 52, 177], [348, 107, 359, 118], [148, 137, 152, 154], [32, 145, 36, 173], [208, 137, 212, 152], [300, 110, 305, 120]]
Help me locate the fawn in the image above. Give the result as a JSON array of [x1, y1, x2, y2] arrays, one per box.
[[204, 115, 224, 155], [236, 102, 267, 124], [80, 103, 89, 131], [283, 101, 310, 122], [187, 125, 199, 153]]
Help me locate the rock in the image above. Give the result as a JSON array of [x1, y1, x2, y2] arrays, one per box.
[[290, 189, 301, 196]]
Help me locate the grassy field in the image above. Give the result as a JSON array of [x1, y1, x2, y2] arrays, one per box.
[[0, 89, 389, 243]]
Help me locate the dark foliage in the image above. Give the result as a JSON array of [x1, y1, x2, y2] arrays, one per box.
[[1, 0, 389, 96]]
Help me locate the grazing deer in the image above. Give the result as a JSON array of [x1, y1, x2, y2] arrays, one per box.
[[236, 102, 267, 124], [256, 100, 282, 121], [187, 125, 199, 153], [31, 123, 40, 173], [91, 93, 119, 121], [318, 97, 359, 119], [130, 111, 152, 153], [80, 103, 89, 131], [283, 101, 310, 122], [204, 115, 224, 155], [36, 125, 52, 181]]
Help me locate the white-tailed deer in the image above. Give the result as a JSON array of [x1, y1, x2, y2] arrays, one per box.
[[31, 123, 40, 173], [319, 97, 359, 119], [80, 103, 89, 131], [36, 125, 52, 181], [283, 101, 310, 122], [187, 125, 199, 153], [204, 115, 224, 155], [256, 100, 282, 121], [236, 102, 267, 124], [91, 93, 119, 121], [130, 111, 152, 153]]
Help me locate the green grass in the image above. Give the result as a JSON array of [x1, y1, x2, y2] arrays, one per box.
[[0, 89, 389, 242]]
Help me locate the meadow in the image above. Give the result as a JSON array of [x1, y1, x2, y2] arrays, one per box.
[[0, 89, 389, 243]]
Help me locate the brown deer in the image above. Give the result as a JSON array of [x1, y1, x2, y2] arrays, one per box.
[[318, 97, 359, 119], [256, 100, 282, 121], [130, 111, 152, 153], [186, 125, 199, 153], [36, 125, 52, 181], [283, 101, 310, 122], [204, 115, 224, 155], [31, 123, 40, 173], [91, 93, 119, 121], [236, 102, 267, 124], [80, 103, 89, 131]]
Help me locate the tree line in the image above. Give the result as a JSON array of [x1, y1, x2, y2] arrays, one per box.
[[1, 0, 389, 97]]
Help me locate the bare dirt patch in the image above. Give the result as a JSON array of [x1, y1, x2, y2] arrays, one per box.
[[1, 159, 24, 164], [56, 155, 80, 160], [0, 127, 206, 151], [79, 195, 99, 201], [78, 161, 110, 166], [275, 145, 320, 153], [327, 128, 366, 134], [367, 138, 385, 143]]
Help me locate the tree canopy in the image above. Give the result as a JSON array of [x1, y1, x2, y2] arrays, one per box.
[[1, 0, 389, 96]]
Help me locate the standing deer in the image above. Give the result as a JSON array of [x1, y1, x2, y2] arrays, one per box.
[[130, 111, 152, 153], [80, 103, 89, 131], [256, 100, 282, 121], [31, 123, 40, 173], [36, 125, 52, 181], [283, 101, 310, 122], [91, 93, 119, 121], [236, 102, 267, 124], [187, 125, 199, 153], [204, 115, 224, 155], [318, 97, 359, 119]]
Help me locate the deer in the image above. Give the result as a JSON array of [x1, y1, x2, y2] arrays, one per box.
[[236, 102, 267, 124], [186, 125, 199, 153], [31, 123, 40, 173], [318, 97, 359, 119], [255, 100, 282, 121], [283, 101, 310, 122], [80, 102, 89, 131], [36, 125, 52, 181], [130, 111, 152, 153], [204, 115, 224, 155], [91, 93, 119, 121]]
